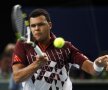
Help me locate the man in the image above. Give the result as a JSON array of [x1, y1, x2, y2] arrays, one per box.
[[0, 43, 15, 80], [12, 8, 108, 90]]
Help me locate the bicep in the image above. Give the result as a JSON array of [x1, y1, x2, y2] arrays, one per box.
[[12, 63, 25, 73], [12, 63, 28, 83]]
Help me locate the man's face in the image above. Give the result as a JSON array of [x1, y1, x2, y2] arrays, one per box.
[[30, 15, 52, 42]]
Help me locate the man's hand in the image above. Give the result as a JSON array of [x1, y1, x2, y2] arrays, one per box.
[[94, 55, 108, 71], [35, 53, 48, 68]]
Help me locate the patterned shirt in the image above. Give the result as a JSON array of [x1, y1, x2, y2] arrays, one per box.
[[12, 33, 88, 90]]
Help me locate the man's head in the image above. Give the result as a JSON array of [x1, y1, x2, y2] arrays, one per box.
[[28, 8, 51, 22], [29, 8, 52, 42]]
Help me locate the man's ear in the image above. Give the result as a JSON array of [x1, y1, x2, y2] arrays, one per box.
[[49, 22, 52, 29]]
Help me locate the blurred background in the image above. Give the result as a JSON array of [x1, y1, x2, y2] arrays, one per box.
[[0, 0, 108, 90]]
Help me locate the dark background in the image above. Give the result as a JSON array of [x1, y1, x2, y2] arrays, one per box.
[[0, 0, 108, 90], [0, 0, 108, 61]]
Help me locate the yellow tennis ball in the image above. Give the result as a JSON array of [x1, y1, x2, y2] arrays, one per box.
[[53, 37, 65, 48]]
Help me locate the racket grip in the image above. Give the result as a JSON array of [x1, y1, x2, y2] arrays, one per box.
[[27, 26, 31, 43], [34, 45, 43, 56]]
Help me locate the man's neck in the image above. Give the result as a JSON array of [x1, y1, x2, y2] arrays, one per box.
[[38, 37, 51, 50]]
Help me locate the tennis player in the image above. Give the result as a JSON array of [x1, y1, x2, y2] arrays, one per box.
[[12, 8, 108, 90]]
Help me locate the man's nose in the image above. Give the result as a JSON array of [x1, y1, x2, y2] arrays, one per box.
[[35, 25, 40, 30]]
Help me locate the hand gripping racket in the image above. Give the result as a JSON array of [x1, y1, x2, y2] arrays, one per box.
[[11, 4, 43, 56]]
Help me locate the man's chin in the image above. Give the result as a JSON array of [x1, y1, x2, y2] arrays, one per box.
[[35, 38, 42, 42]]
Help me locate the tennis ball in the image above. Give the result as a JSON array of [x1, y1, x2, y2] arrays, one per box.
[[53, 37, 65, 48]]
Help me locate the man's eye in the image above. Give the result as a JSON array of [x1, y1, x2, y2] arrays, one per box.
[[30, 23, 46, 27], [30, 24, 36, 27], [38, 23, 46, 26]]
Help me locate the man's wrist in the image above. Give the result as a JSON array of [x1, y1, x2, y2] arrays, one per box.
[[93, 61, 104, 72]]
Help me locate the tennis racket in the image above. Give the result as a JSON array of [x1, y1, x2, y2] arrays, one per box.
[[11, 4, 43, 56]]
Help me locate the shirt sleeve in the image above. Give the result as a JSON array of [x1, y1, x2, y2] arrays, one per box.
[[67, 41, 88, 67], [12, 40, 27, 65]]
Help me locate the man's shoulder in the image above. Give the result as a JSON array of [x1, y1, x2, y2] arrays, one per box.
[[65, 41, 77, 49], [15, 39, 32, 49], [65, 41, 73, 46]]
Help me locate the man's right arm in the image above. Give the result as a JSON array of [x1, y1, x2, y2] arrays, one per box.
[[12, 54, 48, 83], [12, 60, 39, 83]]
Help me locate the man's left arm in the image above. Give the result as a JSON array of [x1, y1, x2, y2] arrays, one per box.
[[81, 55, 108, 76]]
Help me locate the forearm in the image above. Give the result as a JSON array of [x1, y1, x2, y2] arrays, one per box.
[[13, 61, 41, 83], [81, 60, 102, 76], [13, 53, 48, 83]]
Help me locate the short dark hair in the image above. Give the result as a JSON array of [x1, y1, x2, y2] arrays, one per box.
[[29, 8, 51, 22]]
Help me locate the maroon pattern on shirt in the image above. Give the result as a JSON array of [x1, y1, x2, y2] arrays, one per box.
[[12, 39, 87, 67]]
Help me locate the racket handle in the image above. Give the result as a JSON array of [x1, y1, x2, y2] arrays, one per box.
[[27, 26, 31, 43], [34, 45, 43, 56]]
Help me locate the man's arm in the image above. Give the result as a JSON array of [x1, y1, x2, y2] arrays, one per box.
[[81, 60, 97, 76], [81, 55, 108, 76], [12, 54, 48, 83]]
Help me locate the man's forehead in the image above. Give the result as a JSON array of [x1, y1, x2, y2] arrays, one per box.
[[30, 16, 47, 23]]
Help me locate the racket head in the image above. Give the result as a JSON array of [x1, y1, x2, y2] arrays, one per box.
[[11, 4, 25, 40], [11, 5, 43, 56]]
